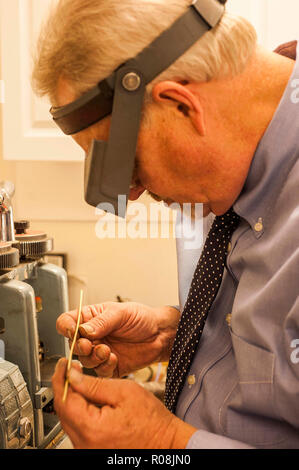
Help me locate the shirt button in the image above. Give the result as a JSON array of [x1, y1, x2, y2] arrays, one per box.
[[226, 313, 232, 326], [254, 218, 263, 232], [187, 374, 196, 387]]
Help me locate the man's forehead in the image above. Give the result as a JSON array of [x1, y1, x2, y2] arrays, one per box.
[[55, 76, 111, 147], [55, 77, 88, 148], [55, 77, 77, 107]]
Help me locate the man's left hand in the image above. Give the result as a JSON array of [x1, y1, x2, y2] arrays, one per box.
[[52, 358, 196, 449]]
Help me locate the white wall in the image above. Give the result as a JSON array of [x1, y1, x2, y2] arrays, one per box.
[[0, 152, 180, 309], [228, 0, 299, 50]]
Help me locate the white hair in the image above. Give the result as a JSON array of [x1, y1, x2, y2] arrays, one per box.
[[32, 0, 257, 104]]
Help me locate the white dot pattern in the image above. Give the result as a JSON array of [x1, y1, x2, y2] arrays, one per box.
[[164, 208, 240, 413]]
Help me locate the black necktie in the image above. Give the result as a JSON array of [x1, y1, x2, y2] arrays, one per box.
[[164, 208, 240, 413]]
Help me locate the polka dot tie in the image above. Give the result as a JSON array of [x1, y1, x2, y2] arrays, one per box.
[[164, 208, 240, 413]]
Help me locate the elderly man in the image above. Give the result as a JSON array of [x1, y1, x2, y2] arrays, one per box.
[[32, 0, 299, 449]]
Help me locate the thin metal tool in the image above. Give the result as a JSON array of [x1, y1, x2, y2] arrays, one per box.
[[62, 289, 84, 403]]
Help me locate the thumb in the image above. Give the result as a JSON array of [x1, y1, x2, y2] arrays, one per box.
[[68, 367, 123, 406], [78, 304, 122, 339]]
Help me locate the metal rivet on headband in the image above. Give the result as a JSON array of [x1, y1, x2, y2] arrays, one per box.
[[122, 72, 141, 92]]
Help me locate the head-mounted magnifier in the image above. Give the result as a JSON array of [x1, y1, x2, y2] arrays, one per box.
[[50, 0, 226, 217]]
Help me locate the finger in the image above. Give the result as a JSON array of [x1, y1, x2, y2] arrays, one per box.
[[52, 359, 88, 413], [52, 358, 82, 392], [77, 343, 111, 370], [52, 359, 100, 445], [52, 358, 80, 396], [71, 338, 93, 357], [79, 303, 122, 340], [52, 357, 68, 393], [71, 360, 83, 373], [94, 352, 118, 378], [57, 314, 77, 340], [52, 358, 71, 413], [56, 305, 103, 339], [68, 366, 123, 406]]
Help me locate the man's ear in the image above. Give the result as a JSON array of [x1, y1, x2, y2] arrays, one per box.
[[151, 81, 206, 136]]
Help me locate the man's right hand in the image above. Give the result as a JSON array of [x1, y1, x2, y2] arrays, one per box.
[[56, 302, 180, 378]]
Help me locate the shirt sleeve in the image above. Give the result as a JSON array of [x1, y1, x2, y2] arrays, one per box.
[[186, 430, 255, 449], [170, 305, 180, 312]]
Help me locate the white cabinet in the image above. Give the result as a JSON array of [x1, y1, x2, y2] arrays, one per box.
[[0, 0, 298, 162], [0, 0, 82, 161]]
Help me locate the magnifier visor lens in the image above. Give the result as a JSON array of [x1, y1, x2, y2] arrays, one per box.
[[84, 139, 129, 217]]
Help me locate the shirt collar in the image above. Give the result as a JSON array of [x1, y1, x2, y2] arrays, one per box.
[[234, 41, 299, 238]]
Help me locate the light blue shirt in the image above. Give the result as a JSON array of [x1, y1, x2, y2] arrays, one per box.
[[175, 43, 299, 449]]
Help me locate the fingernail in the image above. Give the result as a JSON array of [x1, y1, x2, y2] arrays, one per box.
[[80, 324, 95, 335], [55, 357, 66, 371], [67, 328, 74, 340], [76, 342, 83, 355], [69, 368, 83, 385], [72, 360, 82, 369], [96, 348, 107, 361]]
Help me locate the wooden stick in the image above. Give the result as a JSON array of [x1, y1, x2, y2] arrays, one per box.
[[62, 289, 84, 403]]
